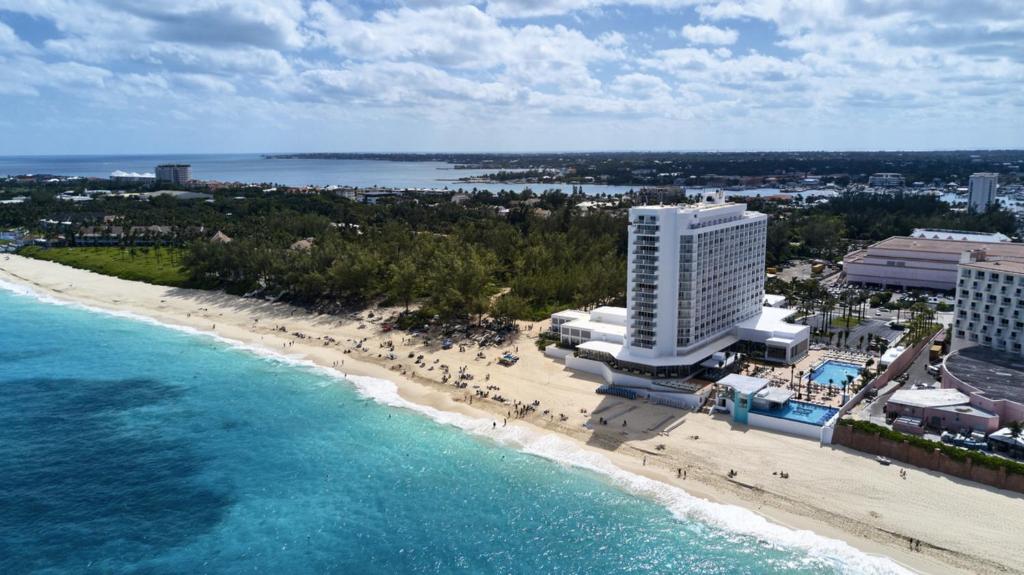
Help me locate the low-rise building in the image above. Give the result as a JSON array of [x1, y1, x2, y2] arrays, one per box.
[[941, 345, 1024, 428], [111, 170, 156, 183], [551, 307, 628, 347], [715, 374, 838, 440], [885, 388, 999, 435], [75, 225, 174, 246], [141, 190, 213, 201], [843, 236, 1024, 291], [867, 173, 904, 188], [910, 228, 1010, 243]]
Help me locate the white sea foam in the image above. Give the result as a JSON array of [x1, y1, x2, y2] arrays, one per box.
[[344, 373, 913, 575], [0, 277, 912, 574]]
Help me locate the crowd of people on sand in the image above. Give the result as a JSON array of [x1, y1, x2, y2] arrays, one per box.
[[242, 315, 728, 487]]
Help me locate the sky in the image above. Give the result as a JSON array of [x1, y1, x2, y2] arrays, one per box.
[[1, 0, 1022, 154]]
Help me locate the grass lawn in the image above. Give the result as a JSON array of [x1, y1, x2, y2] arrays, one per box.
[[830, 316, 862, 329], [20, 246, 189, 287]]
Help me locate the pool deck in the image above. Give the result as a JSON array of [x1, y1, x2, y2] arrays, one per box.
[[739, 348, 874, 410], [750, 400, 840, 426]]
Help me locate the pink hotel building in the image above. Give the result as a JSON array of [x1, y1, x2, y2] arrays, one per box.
[[844, 236, 1024, 292]]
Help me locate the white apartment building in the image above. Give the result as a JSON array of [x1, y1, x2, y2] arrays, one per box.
[[548, 192, 809, 394], [867, 173, 905, 188], [968, 173, 998, 212], [155, 164, 192, 185], [953, 250, 1024, 355]]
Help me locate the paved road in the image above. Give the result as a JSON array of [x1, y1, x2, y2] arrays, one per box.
[[853, 335, 938, 424], [804, 314, 905, 350]]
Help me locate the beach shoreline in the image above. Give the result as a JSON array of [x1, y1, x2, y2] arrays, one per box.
[[3, 254, 1021, 575]]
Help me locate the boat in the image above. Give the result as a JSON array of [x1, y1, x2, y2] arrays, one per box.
[[876, 456, 892, 466]]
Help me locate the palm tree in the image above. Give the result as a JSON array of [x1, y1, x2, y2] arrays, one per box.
[[1010, 421, 1022, 440]]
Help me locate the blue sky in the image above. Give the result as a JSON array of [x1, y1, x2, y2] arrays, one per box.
[[1, 0, 1022, 154]]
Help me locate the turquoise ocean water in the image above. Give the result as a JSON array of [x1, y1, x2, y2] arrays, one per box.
[[0, 283, 905, 574]]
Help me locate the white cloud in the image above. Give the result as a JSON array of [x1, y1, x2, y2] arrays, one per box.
[[179, 73, 237, 94], [680, 24, 738, 45], [0, 0, 1021, 152], [0, 20, 34, 54]]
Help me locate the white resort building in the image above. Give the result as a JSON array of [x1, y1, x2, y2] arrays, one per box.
[[547, 192, 810, 405], [968, 172, 998, 213], [952, 249, 1024, 354]]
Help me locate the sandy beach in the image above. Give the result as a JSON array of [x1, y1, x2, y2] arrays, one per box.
[[3, 254, 1022, 575]]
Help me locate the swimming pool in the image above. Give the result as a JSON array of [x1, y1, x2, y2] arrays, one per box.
[[809, 360, 862, 387], [750, 400, 839, 426]]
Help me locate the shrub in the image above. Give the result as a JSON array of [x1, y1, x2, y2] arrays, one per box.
[[838, 419, 1024, 475]]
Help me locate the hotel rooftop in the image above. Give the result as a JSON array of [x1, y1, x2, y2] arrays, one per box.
[[843, 235, 1024, 291]]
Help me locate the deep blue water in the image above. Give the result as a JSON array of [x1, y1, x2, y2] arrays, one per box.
[[0, 286, 904, 574]]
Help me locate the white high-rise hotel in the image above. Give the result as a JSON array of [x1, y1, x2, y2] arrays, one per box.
[[550, 192, 809, 394], [628, 195, 766, 356]]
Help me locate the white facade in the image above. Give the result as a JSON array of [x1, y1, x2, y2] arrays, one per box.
[[867, 173, 905, 188], [155, 164, 192, 185], [910, 228, 1010, 243], [968, 172, 998, 213], [548, 194, 809, 391], [627, 192, 767, 357], [552, 308, 627, 347], [953, 254, 1024, 355]]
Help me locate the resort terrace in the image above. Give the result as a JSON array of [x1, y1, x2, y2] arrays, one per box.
[[734, 348, 871, 410]]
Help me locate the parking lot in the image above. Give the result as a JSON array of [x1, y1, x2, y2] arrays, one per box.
[[804, 313, 907, 350]]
